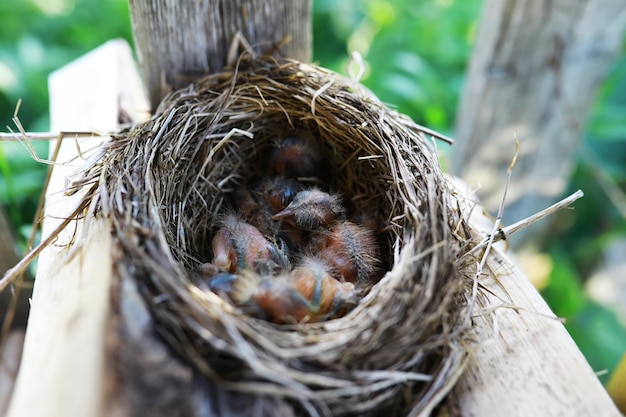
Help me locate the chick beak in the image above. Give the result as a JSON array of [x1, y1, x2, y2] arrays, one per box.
[[212, 250, 233, 272], [272, 207, 295, 225]]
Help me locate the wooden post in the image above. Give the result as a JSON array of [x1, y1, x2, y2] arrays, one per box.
[[129, 0, 312, 109], [452, 0, 626, 244]]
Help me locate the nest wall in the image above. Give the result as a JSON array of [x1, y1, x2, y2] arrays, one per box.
[[82, 56, 473, 416]]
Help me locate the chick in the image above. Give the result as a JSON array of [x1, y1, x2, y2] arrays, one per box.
[[206, 259, 357, 323], [201, 270, 310, 322], [211, 213, 290, 275], [253, 177, 305, 214], [289, 257, 357, 320], [314, 221, 381, 284], [272, 189, 345, 231], [249, 278, 318, 323], [265, 136, 324, 180], [229, 178, 306, 246], [250, 260, 356, 323], [230, 185, 278, 238]]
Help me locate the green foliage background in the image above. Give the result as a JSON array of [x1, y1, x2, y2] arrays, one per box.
[[1, 0, 625, 384]]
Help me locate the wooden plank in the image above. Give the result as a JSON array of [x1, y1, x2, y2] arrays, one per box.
[[6, 39, 148, 417], [449, 247, 620, 416], [447, 178, 620, 416]]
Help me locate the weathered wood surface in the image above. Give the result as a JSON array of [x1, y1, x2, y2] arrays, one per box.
[[6, 40, 146, 417], [129, 0, 312, 109], [450, 248, 620, 416], [445, 179, 620, 416], [452, 0, 626, 244]]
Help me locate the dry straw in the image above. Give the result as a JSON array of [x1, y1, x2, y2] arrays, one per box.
[[65, 55, 475, 416]]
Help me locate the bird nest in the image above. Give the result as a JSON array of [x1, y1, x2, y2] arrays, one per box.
[[75, 55, 474, 416]]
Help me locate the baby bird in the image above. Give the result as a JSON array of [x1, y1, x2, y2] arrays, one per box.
[[272, 189, 345, 231], [211, 213, 290, 275], [314, 221, 381, 284], [204, 271, 313, 322], [230, 178, 307, 246], [265, 136, 324, 180], [205, 258, 357, 323], [289, 257, 357, 320], [251, 177, 305, 214]]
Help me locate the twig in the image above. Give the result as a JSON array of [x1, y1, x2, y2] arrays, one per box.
[[0, 132, 102, 141], [466, 138, 519, 322], [0, 199, 89, 293], [468, 189, 584, 256], [0, 123, 67, 349], [226, 31, 256, 67], [413, 123, 454, 145], [311, 80, 334, 116]]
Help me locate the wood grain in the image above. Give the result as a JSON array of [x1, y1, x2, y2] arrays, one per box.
[[449, 247, 621, 416], [129, 0, 312, 109]]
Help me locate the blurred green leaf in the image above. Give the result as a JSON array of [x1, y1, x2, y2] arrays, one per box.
[[588, 104, 626, 141], [314, 0, 480, 132], [541, 248, 626, 385], [0, 0, 132, 133], [541, 249, 587, 318], [566, 302, 626, 384]]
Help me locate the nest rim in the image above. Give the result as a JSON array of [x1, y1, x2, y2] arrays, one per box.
[[78, 54, 474, 416]]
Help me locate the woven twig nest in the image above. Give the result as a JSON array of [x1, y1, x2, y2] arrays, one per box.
[[80, 55, 473, 416]]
